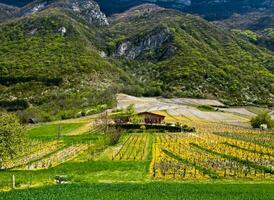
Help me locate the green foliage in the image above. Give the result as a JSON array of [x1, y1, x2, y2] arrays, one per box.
[[250, 112, 274, 129], [109, 10, 274, 106], [0, 6, 274, 122], [0, 10, 135, 121], [26, 123, 85, 140], [0, 112, 24, 167], [104, 127, 123, 146], [112, 104, 141, 124], [233, 29, 258, 42], [140, 125, 146, 132], [197, 105, 216, 112], [3, 182, 274, 200], [0, 99, 29, 111]]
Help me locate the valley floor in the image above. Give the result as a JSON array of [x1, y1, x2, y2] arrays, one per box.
[[0, 96, 273, 199]]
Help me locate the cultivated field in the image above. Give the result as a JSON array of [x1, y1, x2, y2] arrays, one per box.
[[0, 95, 273, 199]]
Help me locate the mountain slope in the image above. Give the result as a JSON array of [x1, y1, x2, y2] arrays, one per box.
[[105, 5, 274, 105], [2, 0, 274, 20], [217, 8, 274, 51], [0, 7, 135, 121], [0, 3, 19, 21], [0, 2, 273, 122]]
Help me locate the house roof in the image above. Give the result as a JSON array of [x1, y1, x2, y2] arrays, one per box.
[[137, 112, 166, 118]]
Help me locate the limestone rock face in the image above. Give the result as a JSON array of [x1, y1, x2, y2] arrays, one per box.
[[0, 3, 19, 21], [70, 0, 109, 25], [18, 0, 109, 26], [113, 28, 173, 59]]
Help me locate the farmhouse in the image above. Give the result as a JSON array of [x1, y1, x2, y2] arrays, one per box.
[[138, 112, 165, 124]]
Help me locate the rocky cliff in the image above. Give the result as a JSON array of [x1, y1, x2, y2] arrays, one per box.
[[113, 27, 173, 59], [0, 3, 19, 21], [1, 0, 109, 25]]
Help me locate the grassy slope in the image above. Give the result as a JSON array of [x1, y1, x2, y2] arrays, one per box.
[[26, 123, 85, 140], [108, 9, 274, 105], [1, 182, 274, 200], [0, 8, 134, 121]]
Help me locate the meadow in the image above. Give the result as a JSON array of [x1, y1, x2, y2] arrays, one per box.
[[1, 182, 274, 200]]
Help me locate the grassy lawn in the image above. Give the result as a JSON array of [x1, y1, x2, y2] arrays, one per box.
[[0, 160, 149, 190], [26, 123, 86, 140], [1, 182, 274, 200]]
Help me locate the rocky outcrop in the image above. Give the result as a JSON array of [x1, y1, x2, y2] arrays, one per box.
[[0, 3, 19, 21], [18, 0, 109, 26], [113, 27, 174, 59], [70, 0, 109, 25]]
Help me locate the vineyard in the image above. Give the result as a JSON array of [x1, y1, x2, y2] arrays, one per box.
[[112, 134, 149, 161], [1, 123, 102, 172], [1, 111, 274, 195], [151, 129, 274, 180]]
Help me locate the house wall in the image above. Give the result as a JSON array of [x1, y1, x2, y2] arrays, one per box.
[[139, 113, 165, 124]]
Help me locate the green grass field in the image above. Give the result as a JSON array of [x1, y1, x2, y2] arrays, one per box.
[[1, 182, 274, 200], [26, 123, 85, 140]]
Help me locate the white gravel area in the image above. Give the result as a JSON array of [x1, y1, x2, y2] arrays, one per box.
[[116, 94, 252, 123]]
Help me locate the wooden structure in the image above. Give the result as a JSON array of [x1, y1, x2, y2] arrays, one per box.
[[138, 112, 165, 124], [113, 115, 129, 124]]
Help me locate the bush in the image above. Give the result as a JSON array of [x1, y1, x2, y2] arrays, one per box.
[[0, 99, 29, 111], [250, 112, 273, 129], [197, 105, 216, 112], [0, 112, 25, 166], [16, 107, 53, 123], [104, 127, 122, 145]]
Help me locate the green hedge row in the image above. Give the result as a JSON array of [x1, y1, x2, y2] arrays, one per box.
[[111, 124, 195, 132], [0, 76, 63, 86]]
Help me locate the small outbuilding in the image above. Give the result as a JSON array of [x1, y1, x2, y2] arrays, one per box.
[[138, 112, 165, 124]]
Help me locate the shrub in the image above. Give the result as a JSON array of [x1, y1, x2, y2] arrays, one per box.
[[0, 100, 29, 111], [104, 127, 122, 145], [0, 112, 24, 167], [250, 112, 273, 129], [140, 125, 146, 132], [197, 105, 216, 112]]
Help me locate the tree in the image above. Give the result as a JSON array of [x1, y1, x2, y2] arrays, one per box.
[[250, 112, 273, 129], [104, 127, 122, 146], [0, 112, 25, 169], [112, 104, 141, 124]]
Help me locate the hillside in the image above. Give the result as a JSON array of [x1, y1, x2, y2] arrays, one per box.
[[0, 2, 273, 122], [217, 8, 274, 51], [0, 3, 19, 21], [2, 0, 274, 20], [0, 5, 136, 121], [106, 5, 274, 105]]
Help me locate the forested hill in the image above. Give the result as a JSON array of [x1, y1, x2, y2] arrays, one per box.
[[0, 1, 273, 122], [1, 0, 274, 20], [217, 8, 274, 51]]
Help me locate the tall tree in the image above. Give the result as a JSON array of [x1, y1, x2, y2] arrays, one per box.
[[0, 112, 24, 169]]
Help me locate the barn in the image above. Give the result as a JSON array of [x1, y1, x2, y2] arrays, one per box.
[[138, 112, 165, 124]]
